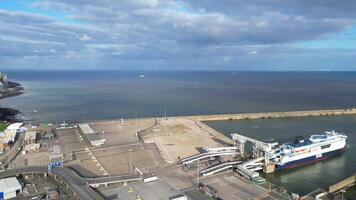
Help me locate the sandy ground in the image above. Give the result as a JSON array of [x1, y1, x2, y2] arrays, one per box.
[[90, 118, 155, 147], [143, 118, 234, 163]]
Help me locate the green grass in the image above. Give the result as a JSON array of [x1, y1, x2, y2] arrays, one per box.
[[0, 122, 7, 132]]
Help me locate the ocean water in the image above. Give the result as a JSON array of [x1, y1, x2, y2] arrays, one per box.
[[2, 70, 356, 122], [206, 116, 356, 196]]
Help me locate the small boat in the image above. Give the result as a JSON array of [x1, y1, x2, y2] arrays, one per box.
[[139, 74, 145, 78]]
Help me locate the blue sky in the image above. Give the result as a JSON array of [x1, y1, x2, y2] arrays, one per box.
[[1, 0, 356, 70]]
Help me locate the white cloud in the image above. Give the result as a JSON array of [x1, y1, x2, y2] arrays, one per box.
[[78, 34, 92, 41], [248, 50, 258, 55], [0, 1, 356, 70]]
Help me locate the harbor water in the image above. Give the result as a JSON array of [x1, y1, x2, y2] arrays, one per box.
[[205, 116, 356, 195]]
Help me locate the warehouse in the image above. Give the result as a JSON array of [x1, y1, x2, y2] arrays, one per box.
[[0, 177, 22, 199], [25, 131, 38, 145]]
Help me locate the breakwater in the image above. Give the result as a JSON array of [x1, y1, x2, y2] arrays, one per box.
[[187, 108, 356, 122]]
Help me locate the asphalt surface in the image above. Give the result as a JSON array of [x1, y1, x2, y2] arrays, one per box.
[[0, 166, 104, 200], [0, 133, 24, 168]]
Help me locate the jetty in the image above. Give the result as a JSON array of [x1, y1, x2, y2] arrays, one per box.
[[187, 108, 356, 121]]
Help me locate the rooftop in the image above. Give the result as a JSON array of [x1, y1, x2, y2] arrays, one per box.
[[25, 131, 37, 140], [6, 123, 23, 130], [79, 124, 96, 134], [0, 177, 21, 193]]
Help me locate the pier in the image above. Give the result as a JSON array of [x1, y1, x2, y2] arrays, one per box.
[[187, 108, 356, 122], [329, 174, 356, 194]]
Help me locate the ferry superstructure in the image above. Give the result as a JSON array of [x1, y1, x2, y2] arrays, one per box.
[[269, 131, 347, 170]]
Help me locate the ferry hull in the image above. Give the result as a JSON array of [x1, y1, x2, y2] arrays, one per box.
[[275, 147, 345, 171]]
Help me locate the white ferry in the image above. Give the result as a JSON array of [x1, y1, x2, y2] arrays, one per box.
[[269, 131, 347, 170]]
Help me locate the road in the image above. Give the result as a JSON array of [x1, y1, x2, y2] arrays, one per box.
[[0, 166, 104, 200], [0, 165, 145, 199], [0, 133, 24, 168]]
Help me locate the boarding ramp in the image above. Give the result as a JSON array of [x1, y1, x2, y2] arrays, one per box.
[[231, 133, 277, 164], [236, 157, 264, 180], [242, 157, 264, 171], [203, 147, 238, 153], [181, 147, 237, 165], [200, 161, 242, 177]]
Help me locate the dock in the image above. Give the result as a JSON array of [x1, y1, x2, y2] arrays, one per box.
[[186, 108, 356, 121], [303, 173, 356, 199], [329, 174, 356, 193]]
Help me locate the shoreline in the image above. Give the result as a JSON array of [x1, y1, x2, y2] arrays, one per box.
[[0, 81, 24, 122]]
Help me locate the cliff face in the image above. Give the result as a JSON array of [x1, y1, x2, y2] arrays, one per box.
[[0, 72, 24, 121], [0, 72, 23, 99], [0, 72, 9, 93]]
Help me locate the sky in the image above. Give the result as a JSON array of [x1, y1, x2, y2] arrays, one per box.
[[1, 0, 356, 71]]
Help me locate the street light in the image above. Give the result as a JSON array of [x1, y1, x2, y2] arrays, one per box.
[[128, 149, 133, 174], [340, 189, 346, 200]]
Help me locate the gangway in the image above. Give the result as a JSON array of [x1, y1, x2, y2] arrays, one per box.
[[203, 146, 238, 153], [200, 160, 242, 177], [181, 151, 236, 165], [181, 147, 237, 165], [231, 133, 278, 165], [236, 157, 265, 180]]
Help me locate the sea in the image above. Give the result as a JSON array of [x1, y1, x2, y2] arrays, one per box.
[[1, 69, 356, 196]]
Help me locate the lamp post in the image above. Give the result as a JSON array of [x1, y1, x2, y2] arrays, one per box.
[[129, 149, 133, 174], [341, 189, 346, 200]]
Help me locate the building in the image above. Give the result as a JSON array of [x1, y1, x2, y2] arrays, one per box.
[[79, 124, 105, 147], [0, 177, 22, 200], [25, 131, 38, 145], [1, 123, 25, 143], [44, 132, 55, 140], [6, 123, 23, 131], [0, 129, 17, 150], [24, 131, 40, 152], [46, 189, 59, 200], [0, 123, 26, 150]]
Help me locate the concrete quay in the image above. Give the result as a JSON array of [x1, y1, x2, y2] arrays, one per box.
[[186, 108, 356, 122]]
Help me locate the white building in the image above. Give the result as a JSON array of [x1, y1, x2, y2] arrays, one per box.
[[0, 177, 22, 199], [6, 123, 23, 131]]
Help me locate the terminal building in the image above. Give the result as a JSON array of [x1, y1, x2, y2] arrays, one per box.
[[24, 131, 40, 152], [0, 177, 22, 199], [79, 124, 105, 147], [0, 123, 25, 150]]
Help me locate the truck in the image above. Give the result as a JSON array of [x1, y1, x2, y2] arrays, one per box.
[[143, 176, 158, 183]]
